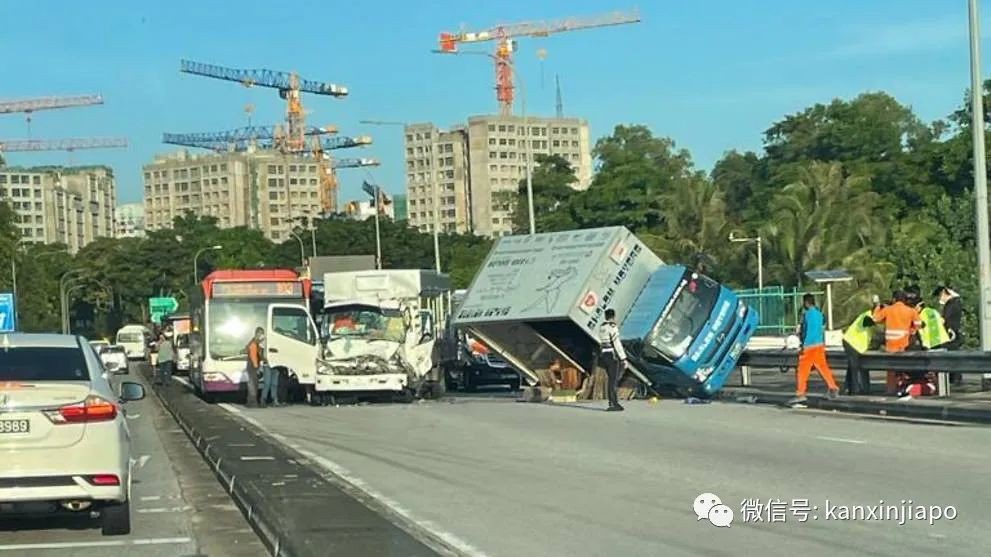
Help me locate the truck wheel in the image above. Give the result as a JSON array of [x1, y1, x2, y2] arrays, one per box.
[[306, 386, 320, 406], [101, 500, 131, 536], [429, 380, 447, 399], [397, 388, 415, 403]]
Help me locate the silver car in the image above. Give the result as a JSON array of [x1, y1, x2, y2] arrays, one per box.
[[0, 333, 145, 535]]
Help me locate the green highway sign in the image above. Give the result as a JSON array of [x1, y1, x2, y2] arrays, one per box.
[[149, 297, 179, 324]]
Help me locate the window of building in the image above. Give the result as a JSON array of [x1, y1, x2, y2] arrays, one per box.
[[269, 191, 279, 200], [498, 125, 506, 132], [309, 179, 317, 185], [552, 127, 559, 134], [487, 124, 495, 132], [572, 141, 579, 148], [489, 151, 497, 159], [415, 133, 422, 140], [553, 140, 560, 147], [406, 134, 413, 142], [489, 164, 497, 172], [499, 138, 507, 146], [499, 152, 507, 159], [571, 127, 579, 134], [32, 176, 40, 185]]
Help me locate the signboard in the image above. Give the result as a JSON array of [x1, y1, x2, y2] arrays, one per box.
[[211, 281, 303, 299], [454, 227, 662, 334], [0, 293, 16, 333], [149, 297, 179, 325]]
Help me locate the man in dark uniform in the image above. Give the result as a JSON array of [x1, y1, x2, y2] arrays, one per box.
[[597, 308, 627, 412], [933, 285, 964, 385]]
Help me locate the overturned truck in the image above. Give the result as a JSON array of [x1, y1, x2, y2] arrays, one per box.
[[452, 227, 759, 398]]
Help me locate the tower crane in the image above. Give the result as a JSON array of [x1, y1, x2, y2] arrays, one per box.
[[166, 134, 372, 154], [311, 137, 380, 215], [180, 59, 348, 152], [0, 95, 103, 115], [0, 138, 127, 152], [438, 9, 640, 115], [162, 124, 339, 152]]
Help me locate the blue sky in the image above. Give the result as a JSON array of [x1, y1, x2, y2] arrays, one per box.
[[0, 0, 988, 204]]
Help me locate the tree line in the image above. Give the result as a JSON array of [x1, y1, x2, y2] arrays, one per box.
[[1, 82, 989, 342]]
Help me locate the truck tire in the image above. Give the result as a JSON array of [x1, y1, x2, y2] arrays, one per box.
[[428, 379, 446, 399], [101, 500, 131, 536], [396, 388, 415, 403]]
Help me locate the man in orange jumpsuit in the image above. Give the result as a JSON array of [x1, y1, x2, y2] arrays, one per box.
[[872, 290, 923, 394], [787, 294, 840, 406]]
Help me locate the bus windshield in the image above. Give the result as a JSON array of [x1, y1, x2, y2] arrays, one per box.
[[322, 306, 406, 343], [646, 271, 721, 361], [207, 300, 271, 360]]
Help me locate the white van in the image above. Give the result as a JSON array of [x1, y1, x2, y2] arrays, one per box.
[[116, 325, 150, 361]]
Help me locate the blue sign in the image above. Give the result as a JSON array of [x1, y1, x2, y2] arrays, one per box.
[[0, 293, 16, 333]]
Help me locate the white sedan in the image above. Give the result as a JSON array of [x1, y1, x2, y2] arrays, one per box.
[[0, 333, 145, 535]]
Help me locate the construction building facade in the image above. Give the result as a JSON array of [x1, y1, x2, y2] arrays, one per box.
[[0, 165, 117, 253], [404, 114, 591, 238], [142, 149, 325, 242], [114, 202, 145, 238]]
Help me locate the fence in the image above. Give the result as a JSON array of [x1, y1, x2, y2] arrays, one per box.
[[737, 286, 824, 336]]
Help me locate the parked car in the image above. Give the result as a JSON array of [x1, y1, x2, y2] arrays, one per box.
[[0, 333, 145, 535], [98, 345, 129, 375]]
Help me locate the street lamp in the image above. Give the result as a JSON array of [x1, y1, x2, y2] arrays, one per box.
[[728, 232, 764, 291], [363, 180, 385, 270], [967, 0, 991, 390], [360, 119, 442, 272], [288, 231, 306, 266], [193, 245, 223, 284], [434, 49, 535, 235], [294, 214, 318, 258]]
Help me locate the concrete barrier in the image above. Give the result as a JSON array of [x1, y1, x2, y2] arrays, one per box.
[[140, 365, 440, 557]]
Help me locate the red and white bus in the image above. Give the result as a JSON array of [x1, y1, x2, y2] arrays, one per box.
[[188, 269, 320, 402]]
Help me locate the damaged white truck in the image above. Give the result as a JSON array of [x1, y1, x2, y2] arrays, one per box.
[[312, 269, 452, 404]]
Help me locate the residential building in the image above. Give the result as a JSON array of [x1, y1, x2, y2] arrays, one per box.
[[0, 165, 117, 253], [115, 202, 145, 238], [404, 114, 591, 238], [404, 123, 471, 235], [142, 149, 324, 242]]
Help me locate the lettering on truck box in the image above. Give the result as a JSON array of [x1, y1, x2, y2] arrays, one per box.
[[584, 243, 643, 331]]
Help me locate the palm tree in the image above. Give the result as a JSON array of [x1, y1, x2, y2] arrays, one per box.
[[640, 179, 732, 272], [761, 161, 893, 322]]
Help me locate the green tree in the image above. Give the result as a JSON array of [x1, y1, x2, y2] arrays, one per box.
[[509, 153, 580, 234]]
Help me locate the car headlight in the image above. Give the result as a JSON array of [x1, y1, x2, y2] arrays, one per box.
[[737, 301, 748, 319], [317, 363, 333, 376]]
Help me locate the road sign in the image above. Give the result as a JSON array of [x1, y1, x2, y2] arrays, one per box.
[[0, 293, 17, 333], [149, 297, 178, 325]]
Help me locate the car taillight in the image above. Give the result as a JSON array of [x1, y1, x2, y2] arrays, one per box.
[[45, 396, 118, 424], [86, 474, 120, 486]]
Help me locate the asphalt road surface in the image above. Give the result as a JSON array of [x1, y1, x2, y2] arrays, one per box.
[[230, 395, 990, 557], [0, 363, 266, 556]]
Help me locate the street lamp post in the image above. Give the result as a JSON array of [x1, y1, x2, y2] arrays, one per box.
[[968, 0, 991, 374], [193, 245, 223, 284], [434, 50, 535, 234], [288, 232, 306, 266], [729, 232, 764, 291], [360, 120, 442, 271]]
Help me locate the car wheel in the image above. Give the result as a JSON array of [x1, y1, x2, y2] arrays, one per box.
[[101, 500, 131, 536]]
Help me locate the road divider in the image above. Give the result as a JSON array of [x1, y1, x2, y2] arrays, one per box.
[[138, 364, 442, 557]]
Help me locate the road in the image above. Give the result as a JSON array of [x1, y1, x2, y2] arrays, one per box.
[[227, 395, 990, 557], [0, 363, 266, 556]]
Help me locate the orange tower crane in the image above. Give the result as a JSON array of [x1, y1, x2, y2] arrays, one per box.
[[438, 9, 640, 115]]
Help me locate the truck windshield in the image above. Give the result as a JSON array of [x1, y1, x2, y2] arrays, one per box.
[[646, 272, 721, 361], [117, 332, 143, 343], [207, 301, 270, 360], [323, 307, 406, 343]]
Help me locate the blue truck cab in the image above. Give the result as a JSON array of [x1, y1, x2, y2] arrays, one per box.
[[622, 266, 759, 397]]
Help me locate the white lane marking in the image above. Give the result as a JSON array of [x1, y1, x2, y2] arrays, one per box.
[[216, 404, 488, 556], [173, 376, 192, 389], [228, 443, 256, 447], [138, 505, 192, 514], [140, 495, 162, 501], [0, 537, 193, 550], [133, 454, 151, 469], [240, 456, 275, 461], [126, 413, 141, 419], [816, 436, 866, 445]]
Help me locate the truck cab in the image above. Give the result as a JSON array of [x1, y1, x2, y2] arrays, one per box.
[[622, 266, 758, 397]]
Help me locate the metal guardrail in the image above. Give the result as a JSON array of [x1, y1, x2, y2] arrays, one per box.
[[738, 349, 991, 397]]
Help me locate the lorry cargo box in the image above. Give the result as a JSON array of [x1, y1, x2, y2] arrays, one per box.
[[453, 227, 661, 385]]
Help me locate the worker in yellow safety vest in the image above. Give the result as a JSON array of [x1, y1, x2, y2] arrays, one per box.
[[917, 303, 951, 350], [842, 310, 876, 395]]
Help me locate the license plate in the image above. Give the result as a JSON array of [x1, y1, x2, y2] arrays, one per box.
[[0, 419, 30, 434]]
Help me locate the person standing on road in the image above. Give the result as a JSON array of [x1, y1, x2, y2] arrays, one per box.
[[841, 309, 875, 395], [260, 360, 281, 408], [934, 285, 964, 385], [597, 308, 627, 412], [872, 290, 923, 394], [788, 294, 840, 406], [156, 329, 176, 386], [244, 327, 265, 408]]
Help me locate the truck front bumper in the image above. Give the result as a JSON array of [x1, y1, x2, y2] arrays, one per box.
[[315, 373, 408, 393]]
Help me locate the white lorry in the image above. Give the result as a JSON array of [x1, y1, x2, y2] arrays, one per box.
[[313, 269, 451, 404]]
